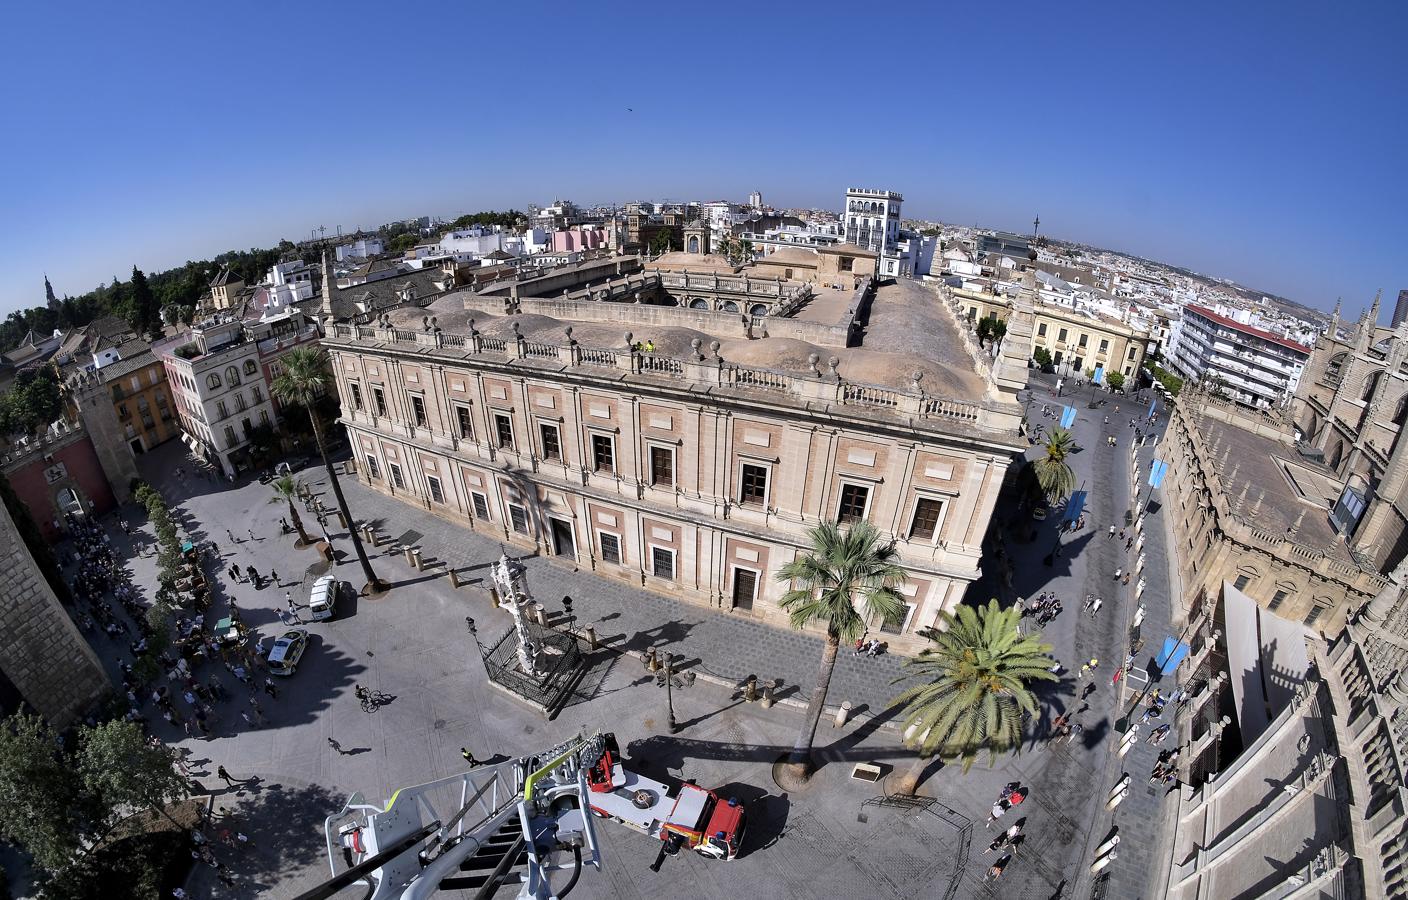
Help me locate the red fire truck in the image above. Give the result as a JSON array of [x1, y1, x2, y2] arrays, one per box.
[[585, 734, 746, 860]]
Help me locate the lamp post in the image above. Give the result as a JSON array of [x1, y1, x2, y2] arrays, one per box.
[[662, 651, 678, 734]]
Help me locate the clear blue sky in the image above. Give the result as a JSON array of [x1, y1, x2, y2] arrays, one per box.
[[2, 1, 1403, 318]]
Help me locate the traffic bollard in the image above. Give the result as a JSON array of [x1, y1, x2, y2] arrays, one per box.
[[834, 700, 852, 727], [744, 675, 758, 702], [448, 567, 461, 588], [584, 626, 598, 650], [761, 681, 775, 709]]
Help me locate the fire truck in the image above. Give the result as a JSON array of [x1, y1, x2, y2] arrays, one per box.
[[302, 731, 746, 900], [584, 733, 745, 861]]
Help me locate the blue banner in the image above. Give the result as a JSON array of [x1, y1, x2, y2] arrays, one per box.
[[1093, 365, 1104, 385], [1148, 458, 1168, 489], [1156, 637, 1190, 675], [1060, 405, 1077, 429], [1062, 490, 1087, 523], [1148, 398, 1158, 419]]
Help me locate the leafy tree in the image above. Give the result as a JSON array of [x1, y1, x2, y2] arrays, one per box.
[[776, 520, 906, 782], [1148, 364, 1183, 397], [270, 474, 310, 545], [76, 721, 188, 832], [388, 233, 420, 253], [648, 230, 675, 255], [0, 366, 64, 436], [1032, 347, 1054, 369], [126, 268, 159, 340], [1032, 427, 1077, 501], [0, 713, 95, 870], [271, 347, 384, 591], [890, 600, 1056, 788], [1106, 371, 1125, 392]]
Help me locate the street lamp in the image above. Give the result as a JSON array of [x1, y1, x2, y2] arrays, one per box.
[[562, 595, 575, 634], [660, 652, 678, 734]]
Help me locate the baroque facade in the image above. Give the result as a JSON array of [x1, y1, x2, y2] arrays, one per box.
[[323, 261, 1033, 650]]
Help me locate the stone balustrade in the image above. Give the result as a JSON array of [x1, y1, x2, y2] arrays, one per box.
[[327, 323, 996, 430]]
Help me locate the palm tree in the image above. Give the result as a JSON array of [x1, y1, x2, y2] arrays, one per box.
[[889, 599, 1056, 793], [1032, 427, 1077, 502], [270, 346, 386, 592], [776, 520, 907, 783], [269, 474, 310, 546]]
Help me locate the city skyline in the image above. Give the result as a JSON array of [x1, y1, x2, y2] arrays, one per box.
[[1, 1, 1403, 318]]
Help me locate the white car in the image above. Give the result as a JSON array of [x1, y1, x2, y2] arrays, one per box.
[[267, 629, 309, 676], [308, 575, 343, 622]]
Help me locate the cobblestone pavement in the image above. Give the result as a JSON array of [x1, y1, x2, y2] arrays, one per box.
[[63, 376, 1181, 898]]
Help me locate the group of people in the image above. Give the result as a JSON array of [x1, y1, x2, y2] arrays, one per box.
[[1021, 592, 1064, 627]]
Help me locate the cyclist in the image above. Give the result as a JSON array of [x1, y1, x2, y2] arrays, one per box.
[[354, 684, 368, 703]]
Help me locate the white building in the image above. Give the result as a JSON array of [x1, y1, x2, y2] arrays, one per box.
[[438, 226, 548, 260], [1165, 303, 1313, 409], [748, 190, 763, 209], [335, 237, 385, 261], [154, 317, 278, 476], [843, 187, 933, 278]]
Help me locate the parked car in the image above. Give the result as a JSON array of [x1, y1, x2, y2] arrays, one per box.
[[266, 629, 309, 676], [308, 575, 343, 621], [275, 456, 311, 477]]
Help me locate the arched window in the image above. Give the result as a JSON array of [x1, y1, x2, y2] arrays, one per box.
[[243, 359, 257, 376], [225, 365, 241, 386], [1324, 353, 1347, 388], [687, 236, 700, 254], [688, 298, 709, 310], [720, 301, 739, 313], [206, 373, 222, 390], [1362, 371, 1382, 402], [749, 304, 768, 316], [1328, 441, 1345, 470]]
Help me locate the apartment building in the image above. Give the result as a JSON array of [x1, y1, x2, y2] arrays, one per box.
[[322, 260, 1033, 650], [1166, 304, 1311, 409]]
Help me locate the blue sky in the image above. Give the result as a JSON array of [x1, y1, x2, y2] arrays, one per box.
[[1, 1, 1403, 318]]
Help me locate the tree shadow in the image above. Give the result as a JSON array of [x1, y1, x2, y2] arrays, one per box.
[[200, 779, 345, 895]]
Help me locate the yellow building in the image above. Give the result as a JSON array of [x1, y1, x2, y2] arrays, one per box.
[[947, 286, 1150, 381], [94, 344, 180, 455]]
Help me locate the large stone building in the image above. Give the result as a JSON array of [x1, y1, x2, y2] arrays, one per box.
[[0, 497, 108, 726], [1166, 303, 1313, 410], [1293, 295, 1408, 575], [322, 256, 1034, 650], [1, 419, 121, 543]]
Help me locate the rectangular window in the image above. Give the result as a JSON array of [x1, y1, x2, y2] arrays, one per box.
[[455, 405, 473, 439], [1078, 334, 1088, 349], [260, 410, 270, 426], [837, 483, 870, 523], [494, 413, 514, 449], [372, 387, 387, 416], [649, 446, 674, 486], [1057, 327, 1068, 343], [410, 394, 427, 427], [509, 504, 529, 535], [426, 475, 444, 504], [909, 497, 945, 541], [235, 393, 246, 412], [471, 492, 490, 520], [389, 463, 405, 489], [1304, 606, 1324, 627], [1099, 339, 1109, 354], [1269, 590, 1287, 611], [216, 400, 228, 419], [1037, 323, 1047, 337], [1234, 574, 1251, 591], [1127, 346, 1137, 361], [651, 546, 675, 580], [118, 403, 130, 420], [600, 532, 622, 565], [739, 463, 768, 505], [540, 423, 562, 461], [879, 603, 914, 636], [251, 386, 263, 404], [592, 434, 615, 473], [350, 383, 363, 410], [224, 425, 237, 445]]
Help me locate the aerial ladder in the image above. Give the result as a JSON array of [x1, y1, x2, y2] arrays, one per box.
[[294, 731, 745, 900]]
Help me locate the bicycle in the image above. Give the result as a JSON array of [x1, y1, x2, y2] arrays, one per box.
[[356, 689, 392, 713]]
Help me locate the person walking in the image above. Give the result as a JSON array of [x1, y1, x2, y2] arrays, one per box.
[[270, 570, 280, 586], [247, 528, 255, 541], [460, 747, 479, 766], [1108, 524, 1116, 539], [1088, 597, 1103, 619], [263, 678, 278, 699], [217, 765, 236, 787], [1114, 567, 1122, 580], [328, 737, 347, 755]]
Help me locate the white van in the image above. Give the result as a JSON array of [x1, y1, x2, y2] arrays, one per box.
[[308, 575, 342, 621]]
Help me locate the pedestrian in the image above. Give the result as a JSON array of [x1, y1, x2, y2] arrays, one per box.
[[217, 765, 236, 787], [1108, 524, 1116, 539], [1114, 567, 1122, 580], [264, 678, 278, 699], [1125, 536, 1134, 550], [1089, 597, 1103, 618], [1123, 572, 1132, 586], [270, 570, 279, 586], [285, 591, 293, 609], [241, 711, 257, 728], [461, 747, 479, 766], [227, 529, 237, 544], [329, 737, 346, 754], [248, 529, 255, 541]]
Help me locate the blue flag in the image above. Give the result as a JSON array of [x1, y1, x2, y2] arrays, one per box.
[[1148, 458, 1168, 488], [1093, 365, 1104, 385], [1148, 398, 1157, 419], [1062, 490, 1087, 523], [1156, 637, 1190, 675], [1060, 405, 1077, 429]]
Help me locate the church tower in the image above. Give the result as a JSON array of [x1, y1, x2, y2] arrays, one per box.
[[44, 275, 59, 312]]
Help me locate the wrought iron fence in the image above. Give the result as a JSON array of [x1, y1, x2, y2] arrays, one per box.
[[481, 620, 583, 711]]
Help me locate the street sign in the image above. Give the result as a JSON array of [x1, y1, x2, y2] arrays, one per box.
[[1060, 405, 1077, 428]]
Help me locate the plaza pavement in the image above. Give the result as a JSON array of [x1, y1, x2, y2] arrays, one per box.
[[66, 379, 1181, 898]]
